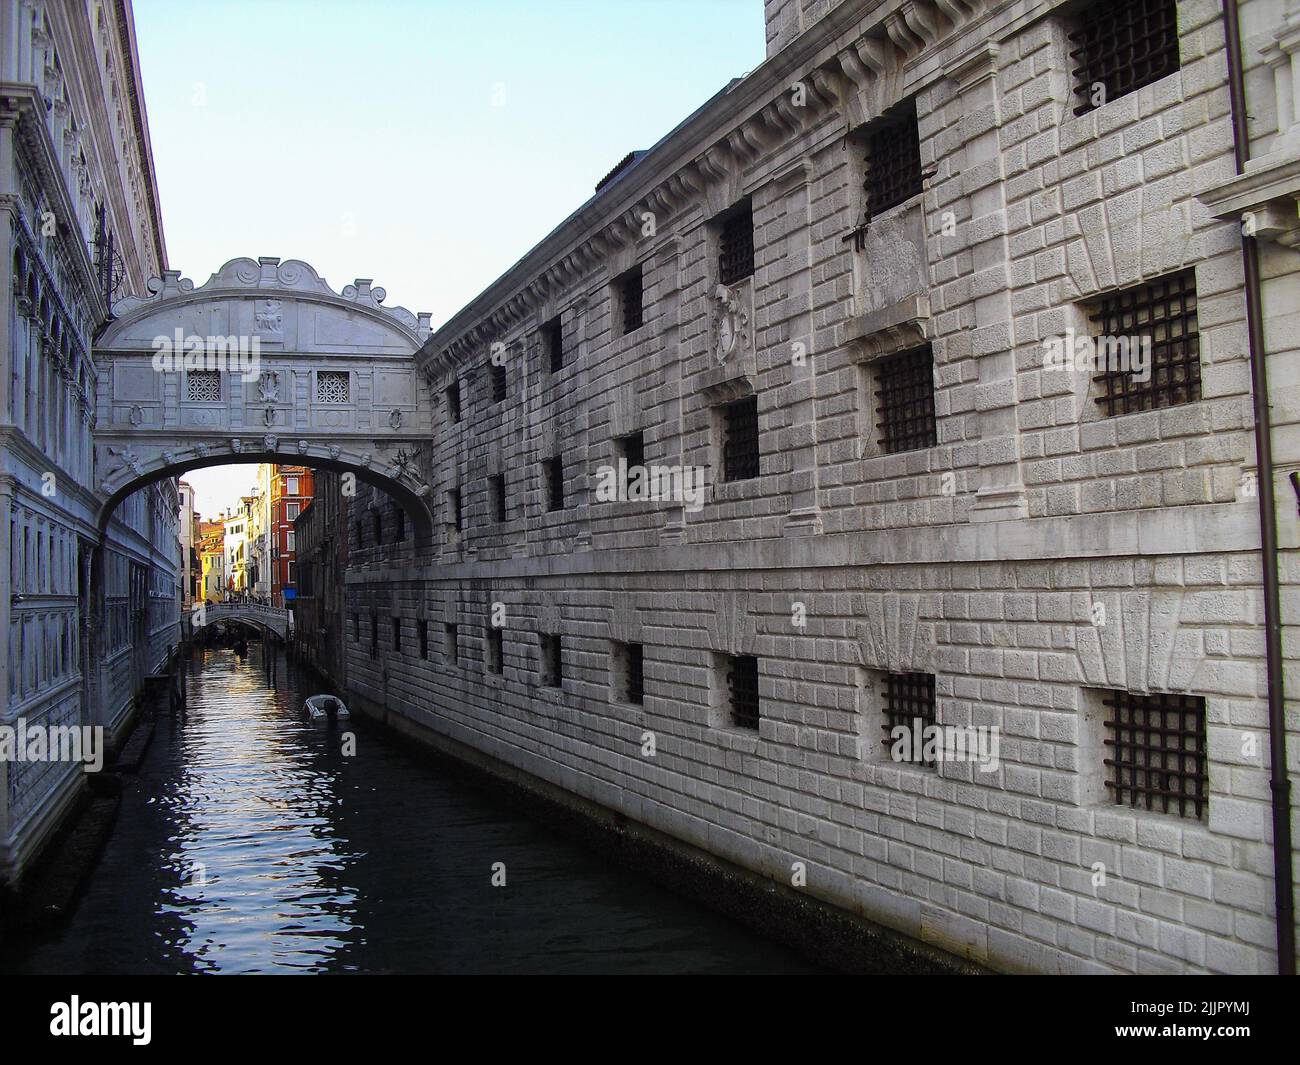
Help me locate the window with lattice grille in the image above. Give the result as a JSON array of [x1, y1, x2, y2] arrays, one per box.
[[721, 395, 759, 482], [717, 200, 755, 286], [875, 345, 937, 454], [1102, 690, 1207, 819], [1091, 270, 1199, 417], [1069, 0, 1181, 115], [316, 370, 349, 403], [881, 671, 937, 767], [726, 654, 760, 730], [186, 370, 221, 402], [615, 263, 644, 336], [545, 456, 564, 511], [863, 99, 923, 221]]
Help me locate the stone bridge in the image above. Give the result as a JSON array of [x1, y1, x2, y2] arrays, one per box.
[[187, 602, 291, 641], [92, 256, 437, 538]]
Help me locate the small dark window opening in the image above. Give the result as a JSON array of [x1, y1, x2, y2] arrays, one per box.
[[876, 345, 937, 454], [445, 381, 461, 424], [449, 488, 463, 532], [545, 457, 564, 512], [392, 617, 402, 653], [881, 671, 937, 767], [393, 507, 405, 543], [1103, 690, 1207, 819], [370, 614, 379, 658], [543, 315, 564, 373], [616, 263, 644, 336], [445, 623, 459, 666], [616, 430, 645, 471], [371, 510, 383, 545], [486, 626, 503, 674], [490, 474, 507, 522], [1091, 270, 1200, 416], [616, 641, 645, 705], [352, 613, 359, 641], [727, 654, 760, 730], [1069, 0, 1181, 116], [418, 620, 429, 659], [863, 99, 923, 221], [721, 395, 760, 482], [718, 200, 755, 285], [540, 633, 562, 688], [490, 358, 507, 403]]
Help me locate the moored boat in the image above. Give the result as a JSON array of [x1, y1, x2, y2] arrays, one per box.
[[304, 694, 349, 721]]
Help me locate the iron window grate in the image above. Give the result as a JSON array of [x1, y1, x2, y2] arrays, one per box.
[[618, 264, 644, 335], [620, 642, 645, 705], [722, 395, 760, 481], [545, 457, 564, 511], [728, 654, 760, 729], [1070, 0, 1180, 115], [881, 671, 937, 767], [875, 345, 937, 454], [490, 359, 506, 403], [543, 316, 564, 373], [864, 100, 923, 220], [718, 201, 755, 285], [1091, 270, 1200, 416], [1103, 690, 1207, 819]]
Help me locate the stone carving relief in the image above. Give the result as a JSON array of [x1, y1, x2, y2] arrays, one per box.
[[257, 371, 280, 403], [713, 283, 751, 363], [255, 299, 283, 336]]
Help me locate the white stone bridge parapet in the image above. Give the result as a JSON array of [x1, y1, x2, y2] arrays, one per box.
[[187, 602, 291, 641], [91, 257, 438, 537]]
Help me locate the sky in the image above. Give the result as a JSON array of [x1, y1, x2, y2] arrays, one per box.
[[132, 0, 766, 518]]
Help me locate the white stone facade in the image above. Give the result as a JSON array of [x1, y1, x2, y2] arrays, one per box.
[[334, 0, 1300, 974]]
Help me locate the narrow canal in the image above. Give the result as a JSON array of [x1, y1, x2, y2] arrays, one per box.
[[1, 642, 824, 974]]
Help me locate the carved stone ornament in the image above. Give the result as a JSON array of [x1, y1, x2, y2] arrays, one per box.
[[257, 370, 280, 403], [713, 283, 750, 363], [297, 439, 310, 455], [264, 434, 278, 451], [128, 404, 144, 427], [231, 438, 244, 454], [255, 299, 283, 336], [328, 445, 341, 461], [389, 409, 403, 429]]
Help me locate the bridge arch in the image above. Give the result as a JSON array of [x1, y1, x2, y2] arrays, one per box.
[[92, 256, 437, 539]]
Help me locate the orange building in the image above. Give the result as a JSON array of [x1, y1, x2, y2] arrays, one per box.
[[270, 466, 314, 606]]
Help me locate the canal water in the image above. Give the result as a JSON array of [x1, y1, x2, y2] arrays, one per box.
[[1, 642, 824, 974]]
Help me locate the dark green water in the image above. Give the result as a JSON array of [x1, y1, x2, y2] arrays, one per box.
[[1, 644, 824, 974]]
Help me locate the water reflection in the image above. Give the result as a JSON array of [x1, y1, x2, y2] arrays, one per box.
[[1, 643, 824, 975]]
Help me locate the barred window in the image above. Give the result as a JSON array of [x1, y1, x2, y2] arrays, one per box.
[[545, 456, 564, 512], [540, 633, 562, 688], [875, 345, 937, 454], [718, 200, 755, 286], [489, 358, 506, 403], [186, 370, 221, 403], [881, 671, 937, 767], [543, 315, 564, 374], [1103, 690, 1207, 819], [445, 623, 459, 666], [489, 474, 507, 522], [727, 654, 760, 730], [486, 626, 503, 674], [721, 395, 759, 482], [1091, 270, 1199, 416], [864, 99, 923, 221], [445, 381, 461, 424], [1070, 0, 1180, 116], [614, 641, 645, 705], [316, 370, 349, 403], [616, 263, 644, 336]]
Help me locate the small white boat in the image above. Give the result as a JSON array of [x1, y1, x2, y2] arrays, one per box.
[[304, 694, 350, 721]]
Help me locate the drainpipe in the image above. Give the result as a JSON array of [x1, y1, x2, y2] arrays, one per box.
[[1221, 0, 1296, 976]]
